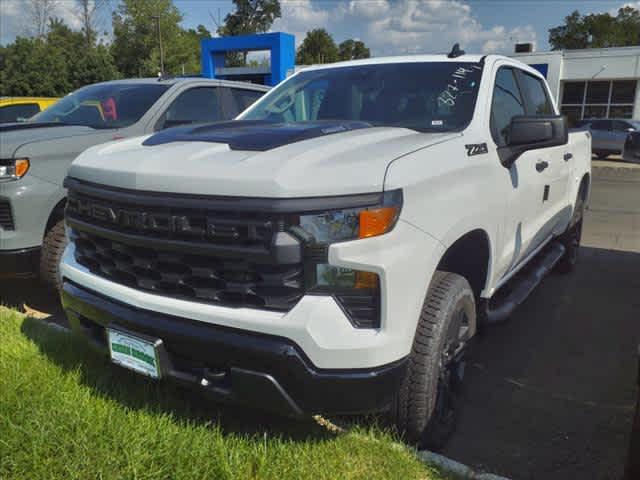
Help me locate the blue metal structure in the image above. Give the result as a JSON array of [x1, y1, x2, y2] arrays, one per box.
[[201, 32, 295, 86]]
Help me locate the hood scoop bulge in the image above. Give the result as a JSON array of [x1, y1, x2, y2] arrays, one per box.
[[142, 120, 373, 152]]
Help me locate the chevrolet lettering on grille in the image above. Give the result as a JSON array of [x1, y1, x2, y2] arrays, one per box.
[[67, 196, 249, 241]]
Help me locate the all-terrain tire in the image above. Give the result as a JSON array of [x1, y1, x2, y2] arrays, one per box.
[[392, 271, 476, 450], [555, 189, 586, 274], [40, 220, 67, 290]]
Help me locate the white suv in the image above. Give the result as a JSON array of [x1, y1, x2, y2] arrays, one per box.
[[60, 53, 591, 448]]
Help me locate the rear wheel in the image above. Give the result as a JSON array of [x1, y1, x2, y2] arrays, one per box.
[[392, 271, 476, 449], [594, 151, 609, 160], [40, 220, 67, 290]]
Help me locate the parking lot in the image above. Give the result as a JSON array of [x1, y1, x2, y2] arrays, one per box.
[[0, 161, 638, 480]]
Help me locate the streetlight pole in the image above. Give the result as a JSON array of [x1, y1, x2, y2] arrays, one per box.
[[152, 14, 164, 76]]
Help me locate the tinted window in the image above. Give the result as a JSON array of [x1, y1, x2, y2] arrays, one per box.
[[490, 68, 525, 147], [590, 120, 611, 130], [519, 72, 553, 115], [611, 80, 636, 104], [223, 88, 264, 118], [562, 82, 585, 104], [33, 83, 169, 129], [242, 62, 484, 132], [160, 87, 220, 129], [0, 103, 41, 123]]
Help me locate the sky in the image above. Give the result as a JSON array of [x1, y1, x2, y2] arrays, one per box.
[[1, 0, 638, 55]]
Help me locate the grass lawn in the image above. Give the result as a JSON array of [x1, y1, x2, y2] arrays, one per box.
[[0, 306, 447, 480]]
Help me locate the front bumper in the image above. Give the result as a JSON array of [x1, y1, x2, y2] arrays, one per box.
[[0, 246, 40, 277], [61, 280, 408, 418]]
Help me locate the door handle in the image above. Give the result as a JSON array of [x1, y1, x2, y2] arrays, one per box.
[[563, 153, 573, 161], [536, 160, 549, 172]]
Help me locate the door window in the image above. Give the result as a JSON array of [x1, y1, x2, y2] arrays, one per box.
[[490, 68, 526, 147], [590, 120, 611, 131], [158, 87, 220, 129], [221, 88, 265, 118], [0, 103, 41, 123], [518, 72, 553, 115]]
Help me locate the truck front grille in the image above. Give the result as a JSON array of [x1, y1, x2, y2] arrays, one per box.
[[65, 182, 305, 312], [73, 231, 304, 310], [0, 199, 14, 230]]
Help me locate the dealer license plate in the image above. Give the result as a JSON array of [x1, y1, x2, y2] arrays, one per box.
[[107, 329, 161, 379]]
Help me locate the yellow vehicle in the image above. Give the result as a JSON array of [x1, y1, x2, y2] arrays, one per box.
[[0, 97, 59, 123]]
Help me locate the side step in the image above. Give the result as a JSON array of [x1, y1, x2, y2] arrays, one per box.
[[484, 241, 566, 324]]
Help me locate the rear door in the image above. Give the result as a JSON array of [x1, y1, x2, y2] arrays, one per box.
[[516, 69, 572, 238], [590, 119, 613, 151]]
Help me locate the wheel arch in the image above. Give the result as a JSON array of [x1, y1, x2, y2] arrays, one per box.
[[435, 228, 491, 301], [45, 197, 66, 235]]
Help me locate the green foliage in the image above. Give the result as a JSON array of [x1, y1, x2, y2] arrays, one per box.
[[0, 18, 117, 97], [111, 0, 198, 77], [549, 6, 640, 50], [0, 307, 443, 480], [217, 0, 282, 67], [296, 29, 339, 65], [338, 39, 371, 61]]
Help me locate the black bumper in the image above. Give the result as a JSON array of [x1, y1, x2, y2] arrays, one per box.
[[61, 280, 407, 418], [0, 247, 40, 277]]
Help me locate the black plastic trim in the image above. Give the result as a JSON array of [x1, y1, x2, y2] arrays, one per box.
[[0, 247, 41, 277], [64, 177, 386, 214], [61, 280, 407, 416]]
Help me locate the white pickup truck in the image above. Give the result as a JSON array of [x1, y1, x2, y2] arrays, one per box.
[[60, 51, 591, 448]]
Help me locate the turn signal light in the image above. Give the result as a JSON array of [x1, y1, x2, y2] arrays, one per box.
[[15, 158, 30, 178], [359, 207, 399, 238]]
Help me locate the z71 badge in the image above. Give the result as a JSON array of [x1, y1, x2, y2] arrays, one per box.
[[465, 143, 488, 156]]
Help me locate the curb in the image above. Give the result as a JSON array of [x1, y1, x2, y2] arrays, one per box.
[[417, 450, 511, 480]]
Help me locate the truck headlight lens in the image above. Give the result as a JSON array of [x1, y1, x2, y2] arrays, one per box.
[[295, 190, 402, 329], [0, 158, 29, 181]]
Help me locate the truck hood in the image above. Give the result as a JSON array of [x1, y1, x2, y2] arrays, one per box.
[[0, 122, 100, 157], [69, 121, 459, 197]]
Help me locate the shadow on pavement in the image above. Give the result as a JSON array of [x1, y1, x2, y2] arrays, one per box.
[[443, 246, 640, 480]]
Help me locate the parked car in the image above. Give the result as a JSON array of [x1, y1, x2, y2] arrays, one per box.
[[622, 131, 640, 164], [575, 118, 640, 159], [0, 78, 269, 287], [0, 97, 59, 123], [60, 54, 590, 448]]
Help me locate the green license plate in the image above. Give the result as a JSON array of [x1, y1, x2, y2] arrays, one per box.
[[107, 329, 161, 379]]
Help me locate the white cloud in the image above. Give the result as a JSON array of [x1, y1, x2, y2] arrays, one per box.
[[272, 0, 536, 56]]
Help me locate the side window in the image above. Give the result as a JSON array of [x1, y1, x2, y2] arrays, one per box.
[[519, 72, 553, 115], [221, 88, 265, 118], [158, 87, 220, 129], [590, 120, 611, 131], [490, 68, 526, 147], [0, 103, 41, 123]]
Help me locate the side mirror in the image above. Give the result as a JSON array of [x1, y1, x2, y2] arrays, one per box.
[[499, 115, 568, 167]]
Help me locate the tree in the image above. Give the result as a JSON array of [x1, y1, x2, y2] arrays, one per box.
[[549, 6, 640, 50], [24, 0, 60, 38], [296, 29, 339, 65], [217, 0, 281, 66], [74, 0, 111, 47], [111, 0, 193, 77], [338, 39, 370, 61]]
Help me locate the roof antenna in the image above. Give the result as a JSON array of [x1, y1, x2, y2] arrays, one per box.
[[447, 43, 465, 58]]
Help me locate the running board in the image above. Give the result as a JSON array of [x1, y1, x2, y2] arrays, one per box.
[[484, 242, 566, 324]]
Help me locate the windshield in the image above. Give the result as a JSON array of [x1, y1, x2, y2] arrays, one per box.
[[32, 83, 170, 129], [241, 62, 483, 132]]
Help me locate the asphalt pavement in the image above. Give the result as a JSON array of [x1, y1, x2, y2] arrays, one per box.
[[442, 162, 640, 479], [0, 161, 638, 480]]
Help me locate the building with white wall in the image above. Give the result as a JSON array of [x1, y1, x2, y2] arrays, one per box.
[[511, 46, 640, 126]]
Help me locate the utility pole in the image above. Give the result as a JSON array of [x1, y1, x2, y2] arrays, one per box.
[[152, 14, 164, 76]]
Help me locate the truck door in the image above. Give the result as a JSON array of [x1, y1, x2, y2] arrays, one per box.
[[516, 70, 572, 240], [490, 67, 548, 275]]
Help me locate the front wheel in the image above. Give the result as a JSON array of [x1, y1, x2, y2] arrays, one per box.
[[40, 220, 67, 290], [555, 191, 585, 274], [392, 271, 476, 449]]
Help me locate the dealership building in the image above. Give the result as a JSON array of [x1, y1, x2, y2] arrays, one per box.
[[512, 46, 640, 125]]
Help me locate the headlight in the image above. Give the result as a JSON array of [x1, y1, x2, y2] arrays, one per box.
[[299, 189, 402, 243], [0, 158, 29, 181], [295, 189, 403, 329]]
